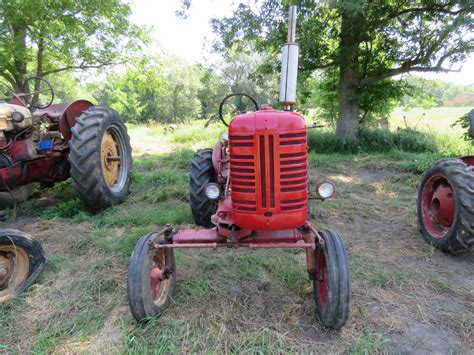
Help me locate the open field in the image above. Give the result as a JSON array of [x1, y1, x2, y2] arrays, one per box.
[[389, 106, 472, 133], [0, 117, 473, 353]]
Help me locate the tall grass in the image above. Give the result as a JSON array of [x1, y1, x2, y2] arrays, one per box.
[[307, 128, 472, 156]]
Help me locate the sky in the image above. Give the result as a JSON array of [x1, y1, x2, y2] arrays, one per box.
[[130, 0, 473, 86]]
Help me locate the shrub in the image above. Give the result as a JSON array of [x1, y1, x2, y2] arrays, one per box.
[[308, 128, 440, 154]]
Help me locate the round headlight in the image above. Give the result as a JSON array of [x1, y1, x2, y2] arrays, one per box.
[[317, 181, 335, 199], [11, 111, 25, 123], [205, 183, 221, 200]]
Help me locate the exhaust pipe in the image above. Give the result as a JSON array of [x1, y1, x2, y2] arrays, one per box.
[[279, 5, 299, 110]]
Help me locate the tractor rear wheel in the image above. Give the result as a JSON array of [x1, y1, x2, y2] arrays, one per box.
[[127, 232, 176, 321], [189, 149, 216, 227], [68, 106, 132, 212], [417, 158, 473, 253], [0, 229, 46, 302], [313, 229, 351, 329]]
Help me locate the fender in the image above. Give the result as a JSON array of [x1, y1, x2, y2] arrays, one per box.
[[59, 100, 93, 140], [212, 140, 229, 179]]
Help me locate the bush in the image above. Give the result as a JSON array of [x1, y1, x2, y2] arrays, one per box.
[[307, 128, 440, 154]]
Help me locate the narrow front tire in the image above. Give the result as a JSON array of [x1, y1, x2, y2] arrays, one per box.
[[127, 232, 176, 321], [313, 229, 351, 329]]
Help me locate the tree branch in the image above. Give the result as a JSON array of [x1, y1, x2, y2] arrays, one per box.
[[42, 61, 124, 76], [360, 43, 470, 87], [313, 61, 335, 70], [386, 5, 467, 20], [360, 65, 459, 87], [0, 71, 17, 88]]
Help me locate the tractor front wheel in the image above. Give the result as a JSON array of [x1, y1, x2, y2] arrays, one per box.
[[0, 229, 46, 302], [68, 106, 132, 212], [127, 232, 176, 321], [417, 158, 473, 253], [189, 149, 217, 227], [313, 229, 351, 329]]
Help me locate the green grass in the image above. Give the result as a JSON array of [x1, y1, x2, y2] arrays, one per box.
[[389, 106, 471, 132], [348, 332, 390, 354]]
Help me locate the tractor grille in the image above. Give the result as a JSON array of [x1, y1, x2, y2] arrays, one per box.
[[229, 131, 307, 214]]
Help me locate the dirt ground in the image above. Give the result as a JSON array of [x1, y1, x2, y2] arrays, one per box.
[[0, 153, 472, 353]]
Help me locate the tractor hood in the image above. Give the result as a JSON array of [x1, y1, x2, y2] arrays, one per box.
[[0, 103, 31, 119], [0, 103, 33, 131]]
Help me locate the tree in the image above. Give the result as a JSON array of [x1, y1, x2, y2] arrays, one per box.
[[220, 48, 279, 106], [94, 56, 203, 124], [196, 48, 279, 123], [0, 0, 144, 94], [210, 0, 473, 139]]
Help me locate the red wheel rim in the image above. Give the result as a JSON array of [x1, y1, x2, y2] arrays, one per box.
[[420, 173, 456, 238], [315, 247, 329, 306], [149, 249, 171, 306]]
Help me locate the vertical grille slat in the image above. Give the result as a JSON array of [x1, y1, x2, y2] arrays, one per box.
[[259, 135, 267, 208], [269, 135, 275, 208]]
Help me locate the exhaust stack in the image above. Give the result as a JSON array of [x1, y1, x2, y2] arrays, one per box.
[[279, 5, 299, 110]]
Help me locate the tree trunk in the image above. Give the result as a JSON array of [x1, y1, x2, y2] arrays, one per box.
[[32, 35, 45, 107], [336, 64, 360, 139], [11, 23, 28, 93], [335, 8, 363, 140]]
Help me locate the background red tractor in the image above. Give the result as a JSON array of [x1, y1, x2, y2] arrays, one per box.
[[417, 109, 473, 253], [127, 6, 352, 329], [0, 76, 133, 303], [0, 76, 132, 211]]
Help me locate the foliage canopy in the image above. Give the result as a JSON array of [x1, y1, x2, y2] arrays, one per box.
[[0, 0, 144, 93]]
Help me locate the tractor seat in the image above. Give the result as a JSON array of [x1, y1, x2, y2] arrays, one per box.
[[34, 104, 68, 122]]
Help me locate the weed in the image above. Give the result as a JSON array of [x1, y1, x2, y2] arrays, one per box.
[[370, 271, 410, 288], [348, 332, 389, 354], [41, 198, 90, 219], [431, 277, 454, 294], [370, 272, 391, 288]]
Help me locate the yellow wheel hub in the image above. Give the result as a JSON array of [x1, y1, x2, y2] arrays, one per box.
[[101, 130, 121, 187], [0, 246, 29, 302]]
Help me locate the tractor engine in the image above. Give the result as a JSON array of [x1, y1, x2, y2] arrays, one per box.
[[0, 103, 36, 164], [229, 107, 308, 231]]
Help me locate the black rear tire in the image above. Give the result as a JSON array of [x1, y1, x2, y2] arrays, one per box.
[[189, 149, 217, 227], [0, 229, 46, 302], [417, 158, 474, 253], [127, 232, 176, 321], [68, 106, 132, 212], [313, 229, 351, 329]]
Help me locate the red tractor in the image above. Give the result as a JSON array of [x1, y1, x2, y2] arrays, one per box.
[[417, 109, 474, 253], [127, 6, 352, 329], [0, 77, 132, 303], [0, 76, 132, 211]]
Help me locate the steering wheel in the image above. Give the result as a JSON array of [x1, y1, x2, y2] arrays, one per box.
[[218, 93, 258, 127], [21, 76, 55, 109]]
